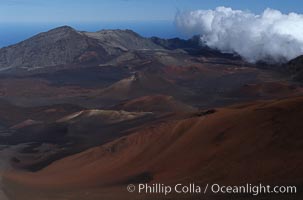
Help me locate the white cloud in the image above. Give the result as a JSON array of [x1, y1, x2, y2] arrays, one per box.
[[175, 7, 303, 63]]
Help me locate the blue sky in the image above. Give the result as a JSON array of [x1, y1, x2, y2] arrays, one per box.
[[0, 0, 302, 22], [0, 0, 303, 47]]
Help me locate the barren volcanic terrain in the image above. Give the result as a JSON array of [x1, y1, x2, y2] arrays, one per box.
[[0, 26, 302, 200]]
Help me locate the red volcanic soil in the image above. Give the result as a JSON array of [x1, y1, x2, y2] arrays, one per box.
[[113, 95, 196, 113], [3, 96, 303, 199], [98, 71, 192, 101], [230, 81, 303, 99], [77, 51, 99, 63], [0, 78, 83, 98], [162, 62, 262, 81], [163, 65, 209, 77]]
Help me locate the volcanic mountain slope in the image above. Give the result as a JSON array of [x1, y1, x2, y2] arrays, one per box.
[[0, 61, 297, 109], [97, 70, 194, 103], [81, 60, 301, 108], [0, 26, 92, 70], [83, 29, 162, 51], [3, 96, 303, 200], [0, 26, 163, 72], [0, 108, 160, 171], [0, 99, 82, 127], [0, 26, 301, 109], [113, 95, 196, 113], [229, 81, 303, 99], [2, 108, 154, 145], [288, 55, 303, 81], [0, 77, 106, 107]]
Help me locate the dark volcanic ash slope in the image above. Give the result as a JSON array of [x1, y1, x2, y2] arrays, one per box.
[[0, 26, 163, 71], [288, 55, 303, 81]]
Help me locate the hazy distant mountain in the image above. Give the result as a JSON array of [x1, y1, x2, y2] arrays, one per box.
[[150, 35, 238, 58], [0, 26, 163, 71], [150, 35, 201, 50]]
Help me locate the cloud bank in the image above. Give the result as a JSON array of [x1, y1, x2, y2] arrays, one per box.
[[175, 7, 303, 63]]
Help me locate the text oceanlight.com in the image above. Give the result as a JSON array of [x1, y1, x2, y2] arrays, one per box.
[[127, 183, 297, 196]]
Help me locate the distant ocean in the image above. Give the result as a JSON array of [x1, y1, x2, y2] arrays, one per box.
[[0, 20, 185, 48]]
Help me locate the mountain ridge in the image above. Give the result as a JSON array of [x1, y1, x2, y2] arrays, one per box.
[[0, 26, 164, 71], [0, 25, 245, 74]]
